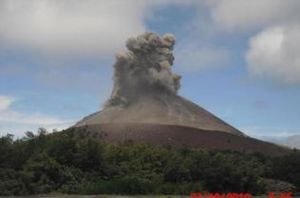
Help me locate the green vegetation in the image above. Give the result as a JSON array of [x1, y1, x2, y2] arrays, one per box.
[[0, 128, 299, 195]]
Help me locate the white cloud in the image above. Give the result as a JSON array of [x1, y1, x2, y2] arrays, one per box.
[[246, 25, 300, 85], [0, 95, 74, 137], [207, 0, 300, 31], [0, 0, 151, 57], [0, 110, 72, 125], [0, 0, 199, 57], [202, 0, 300, 85]]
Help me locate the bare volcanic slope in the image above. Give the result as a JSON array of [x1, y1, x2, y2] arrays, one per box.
[[76, 93, 243, 136], [74, 32, 289, 155]]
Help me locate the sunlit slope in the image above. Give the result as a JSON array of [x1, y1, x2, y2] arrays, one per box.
[[75, 92, 244, 136]]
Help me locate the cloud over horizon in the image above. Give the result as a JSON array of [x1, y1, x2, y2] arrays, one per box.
[[0, 95, 73, 137]]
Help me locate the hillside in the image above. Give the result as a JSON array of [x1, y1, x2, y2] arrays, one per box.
[[72, 123, 290, 157]]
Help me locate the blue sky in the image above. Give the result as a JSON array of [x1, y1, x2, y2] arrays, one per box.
[[0, 0, 299, 139]]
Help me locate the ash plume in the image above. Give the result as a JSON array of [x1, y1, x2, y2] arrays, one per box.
[[105, 32, 181, 107], [76, 32, 245, 137]]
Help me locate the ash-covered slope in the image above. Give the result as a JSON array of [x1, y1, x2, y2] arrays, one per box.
[[76, 92, 243, 136], [75, 32, 244, 136]]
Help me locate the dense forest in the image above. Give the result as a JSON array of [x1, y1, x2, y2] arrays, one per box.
[[0, 127, 299, 196]]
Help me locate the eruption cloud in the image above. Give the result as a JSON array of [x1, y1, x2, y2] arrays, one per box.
[[75, 32, 244, 137], [73, 32, 285, 154], [106, 32, 181, 107]]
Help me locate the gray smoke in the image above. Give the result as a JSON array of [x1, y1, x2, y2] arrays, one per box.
[[105, 32, 181, 107]]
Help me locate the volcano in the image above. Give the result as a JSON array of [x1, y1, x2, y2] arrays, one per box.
[[74, 32, 289, 156]]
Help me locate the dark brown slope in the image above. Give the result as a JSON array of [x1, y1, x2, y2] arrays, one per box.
[[72, 123, 290, 156]]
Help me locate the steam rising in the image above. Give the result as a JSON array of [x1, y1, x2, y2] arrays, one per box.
[[106, 32, 181, 107]]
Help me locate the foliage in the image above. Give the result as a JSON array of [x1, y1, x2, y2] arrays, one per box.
[[0, 128, 299, 195], [270, 151, 300, 191]]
